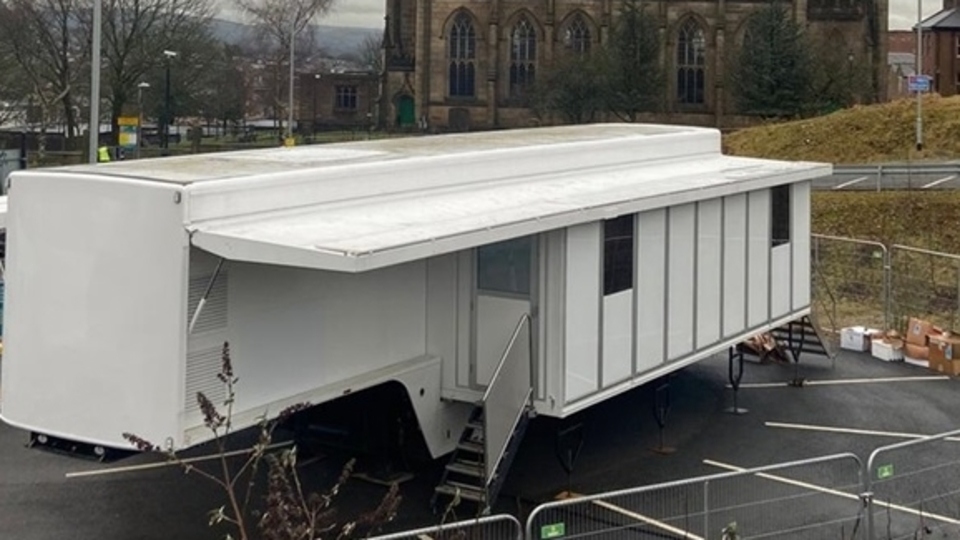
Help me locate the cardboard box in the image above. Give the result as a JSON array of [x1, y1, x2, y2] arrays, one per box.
[[906, 318, 935, 346], [872, 339, 904, 362], [840, 326, 878, 352], [904, 343, 929, 360], [929, 335, 960, 364]]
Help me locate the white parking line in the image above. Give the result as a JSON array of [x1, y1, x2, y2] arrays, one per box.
[[592, 499, 705, 540], [833, 176, 869, 190], [922, 175, 957, 189], [764, 421, 960, 442], [704, 459, 960, 526], [727, 375, 950, 389], [559, 492, 704, 539]]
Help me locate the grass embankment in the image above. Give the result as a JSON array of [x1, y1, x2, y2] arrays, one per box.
[[724, 95, 960, 164], [812, 192, 960, 331]]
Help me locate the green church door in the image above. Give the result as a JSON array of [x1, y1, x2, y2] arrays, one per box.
[[397, 95, 415, 127]]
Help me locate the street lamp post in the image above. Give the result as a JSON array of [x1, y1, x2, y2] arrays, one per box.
[[287, 18, 297, 142], [917, 0, 924, 152], [136, 82, 150, 160], [87, 0, 102, 164], [161, 50, 178, 156], [313, 74, 320, 135]]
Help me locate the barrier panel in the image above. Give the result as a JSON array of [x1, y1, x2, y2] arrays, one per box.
[[889, 245, 960, 333], [526, 453, 864, 540], [865, 429, 960, 540], [812, 234, 890, 333], [368, 515, 524, 540]]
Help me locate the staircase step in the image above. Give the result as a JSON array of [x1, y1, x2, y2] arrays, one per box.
[[435, 481, 486, 502], [467, 419, 484, 430], [457, 440, 484, 454], [446, 460, 484, 478]]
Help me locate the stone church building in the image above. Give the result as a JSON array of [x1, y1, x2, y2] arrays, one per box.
[[380, 0, 888, 131]]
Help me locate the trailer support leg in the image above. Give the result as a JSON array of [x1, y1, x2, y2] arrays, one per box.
[[725, 346, 748, 415], [188, 258, 225, 335], [652, 381, 676, 454], [555, 423, 583, 498]]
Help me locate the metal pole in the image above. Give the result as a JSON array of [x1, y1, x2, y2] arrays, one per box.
[[916, 0, 924, 152], [87, 0, 102, 164], [136, 86, 143, 160], [287, 18, 296, 142], [162, 60, 171, 155]]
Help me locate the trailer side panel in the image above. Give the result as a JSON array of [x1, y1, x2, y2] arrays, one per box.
[[0, 174, 187, 449]]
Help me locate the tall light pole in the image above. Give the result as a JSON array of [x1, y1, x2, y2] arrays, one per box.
[[161, 50, 178, 156], [287, 18, 296, 142], [313, 73, 320, 135], [87, 0, 102, 164], [136, 82, 150, 160], [916, 0, 924, 152]]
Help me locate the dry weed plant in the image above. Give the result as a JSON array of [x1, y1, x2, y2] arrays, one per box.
[[124, 342, 402, 540]]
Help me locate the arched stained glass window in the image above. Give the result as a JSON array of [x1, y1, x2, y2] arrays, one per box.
[[448, 12, 476, 97], [677, 19, 706, 105]]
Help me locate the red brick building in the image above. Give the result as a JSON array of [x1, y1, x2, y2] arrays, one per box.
[[919, 1, 960, 96], [298, 71, 379, 132]]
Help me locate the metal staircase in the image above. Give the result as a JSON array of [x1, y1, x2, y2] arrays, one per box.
[[771, 314, 836, 363], [737, 314, 836, 368], [432, 314, 534, 515]]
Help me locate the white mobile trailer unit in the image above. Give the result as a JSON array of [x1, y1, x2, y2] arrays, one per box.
[[0, 124, 829, 470]]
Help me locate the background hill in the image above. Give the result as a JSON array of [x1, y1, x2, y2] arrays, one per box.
[[723, 96, 960, 164], [209, 18, 379, 58]]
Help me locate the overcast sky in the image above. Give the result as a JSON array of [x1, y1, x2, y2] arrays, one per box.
[[222, 1, 945, 32]]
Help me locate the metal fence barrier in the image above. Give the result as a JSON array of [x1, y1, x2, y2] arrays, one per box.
[[525, 453, 864, 540], [889, 245, 960, 333], [812, 234, 890, 334], [367, 432, 960, 540], [865, 428, 960, 540], [811, 236, 960, 336], [368, 514, 524, 540]]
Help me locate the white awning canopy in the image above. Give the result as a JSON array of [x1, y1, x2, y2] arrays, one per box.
[[188, 155, 828, 273]]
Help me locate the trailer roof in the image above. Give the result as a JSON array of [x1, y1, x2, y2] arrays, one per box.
[[55, 123, 697, 184], [13, 124, 831, 272]]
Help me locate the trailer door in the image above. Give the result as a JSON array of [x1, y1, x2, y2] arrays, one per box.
[[472, 236, 537, 389]]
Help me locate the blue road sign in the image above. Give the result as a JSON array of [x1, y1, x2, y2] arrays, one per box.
[[909, 75, 932, 93]]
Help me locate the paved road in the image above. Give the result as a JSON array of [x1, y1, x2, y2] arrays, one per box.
[[3, 350, 960, 539], [817, 163, 960, 191]]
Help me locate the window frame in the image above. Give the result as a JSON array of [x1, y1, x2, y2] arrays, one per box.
[[509, 17, 537, 99], [771, 184, 792, 248], [603, 214, 635, 296], [448, 12, 477, 98], [676, 19, 707, 106], [476, 237, 534, 298], [563, 14, 591, 56], [334, 85, 358, 111]]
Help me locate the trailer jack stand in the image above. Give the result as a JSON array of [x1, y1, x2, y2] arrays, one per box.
[[725, 347, 748, 415], [652, 382, 676, 454]]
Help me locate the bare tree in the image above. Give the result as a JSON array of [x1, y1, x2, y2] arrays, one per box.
[[237, 0, 336, 131], [0, 0, 88, 150], [0, 4, 27, 128], [79, 0, 217, 145], [356, 33, 383, 74]]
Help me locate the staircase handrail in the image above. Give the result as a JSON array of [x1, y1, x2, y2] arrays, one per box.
[[482, 313, 532, 403], [481, 312, 533, 490]]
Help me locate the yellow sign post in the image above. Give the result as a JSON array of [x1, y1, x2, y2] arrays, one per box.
[[118, 116, 139, 151]]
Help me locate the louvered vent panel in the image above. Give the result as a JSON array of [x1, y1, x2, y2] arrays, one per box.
[[185, 345, 227, 413], [187, 272, 228, 333]]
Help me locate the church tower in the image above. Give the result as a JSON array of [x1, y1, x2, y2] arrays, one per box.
[[381, 0, 419, 130]]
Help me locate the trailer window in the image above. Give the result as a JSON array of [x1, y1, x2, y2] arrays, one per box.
[[604, 214, 634, 295], [771, 185, 791, 247], [477, 237, 532, 296]]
